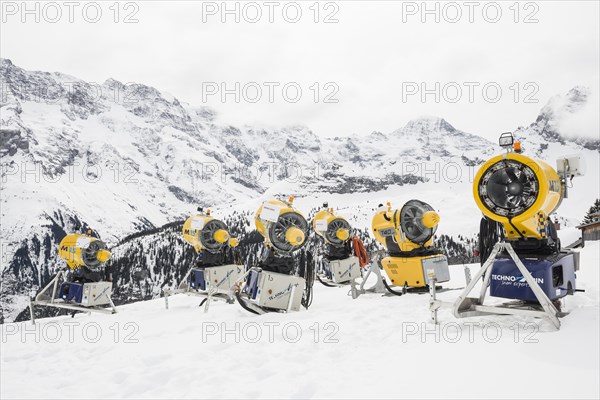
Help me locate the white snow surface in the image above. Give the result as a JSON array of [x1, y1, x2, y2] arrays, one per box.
[[1, 242, 598, 399]]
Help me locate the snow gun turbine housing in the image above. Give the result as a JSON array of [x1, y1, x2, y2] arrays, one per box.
[[313, 203, 351, 247], [29, 231, 117, 324], [182, 207, 239, 254], [371, 200, 450, 290], [313, 203, 362, 288], [164, 207, 243, 312], [255, 197, 309, 254], [454, 132, 585, 329], [58, 233, 111, 272], [236, 197, 310, 314]]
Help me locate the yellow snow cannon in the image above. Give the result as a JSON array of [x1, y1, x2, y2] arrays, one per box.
[[312, 203, 364, 290], [371, 200, 449, 292], [255, 197, 309, 254], [474, 147, 562, 242], [29, 231, 116, 324], [58, 232, 111, 271], [234, 197, 310, 315], [313, 206, 351, 246], [164, 207, 243, 311], [454, 132, 585, 329], [182, 207, 237, 254]]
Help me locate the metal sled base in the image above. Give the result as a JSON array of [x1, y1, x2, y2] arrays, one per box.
[[356, 252, 387, 296], [317, 274, 359, 299], [453, 242, 562, 329], [163, 267, 236, 313], [234, 291, 299, 315], [29, 270, 117, 325]]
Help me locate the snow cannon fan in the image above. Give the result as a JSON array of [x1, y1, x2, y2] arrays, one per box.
[[182, 207, 239, 258], [234, 197, 310, 315], [313, 204, 351, 246], [312, 203, 364, 288], [372, 200, 441, 252], [58, 233, 111, 274], [371, 200, 450, 294], [163, 207, 243, 312], [255, 197, 309, 256], [453, 132, 585, 329], [474, 132, 584, 253], [29, 231, 117, 324]]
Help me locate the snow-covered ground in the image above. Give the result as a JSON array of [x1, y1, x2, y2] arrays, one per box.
[[2, 241, 598, 399]]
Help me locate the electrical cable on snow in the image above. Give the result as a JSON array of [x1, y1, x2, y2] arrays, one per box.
[[351, 235, 370, 268]]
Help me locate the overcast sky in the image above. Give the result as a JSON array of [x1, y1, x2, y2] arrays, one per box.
[[1, 1, 599, 140]]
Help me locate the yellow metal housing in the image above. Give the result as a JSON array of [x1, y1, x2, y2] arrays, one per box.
[[381, 255, 440, 288], [285, 226, 306, 246], [473, 152, 562, 240], [213, 229, 230, 244], [96, 249, 111, 263], [336, 228, 350, 241], [255, 199, 308, 251], [182, 214, 232, 254], [255, 199, 298, 237], [58, 234, 111, 270], [371, 205, 439, 252], [422, 211, 440, 229], [313, 209, 350, 245]]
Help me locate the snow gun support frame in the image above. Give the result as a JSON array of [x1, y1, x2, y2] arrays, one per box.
[[29, 270, 117, 325], [163, 264, 243, 313], [356, 250, 387, 296], [453, 241, 562, 329]]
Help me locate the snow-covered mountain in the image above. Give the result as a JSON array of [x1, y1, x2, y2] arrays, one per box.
[[1, 58, 598, 323], [514, 86, 599, 155]]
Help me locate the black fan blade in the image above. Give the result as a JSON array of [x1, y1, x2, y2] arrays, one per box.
[[490, 169, 511, 186], [518, 168, 528, 183], [506, 169, 519, 184], [486, 181, 510, 208]]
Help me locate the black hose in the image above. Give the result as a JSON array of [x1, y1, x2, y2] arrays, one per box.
[[316, 273, 337, 287], [301, 250, 315, 309], [234, 291, 261, 315], [382, 279, 404, 296], [479, 217, 502, 265], [508, 217, 525, 240]]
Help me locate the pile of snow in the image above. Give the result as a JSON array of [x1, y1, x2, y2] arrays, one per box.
[[2, 242, 598, 399]]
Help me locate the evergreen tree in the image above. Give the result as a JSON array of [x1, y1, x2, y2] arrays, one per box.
[[583, 199, 600, 224]]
